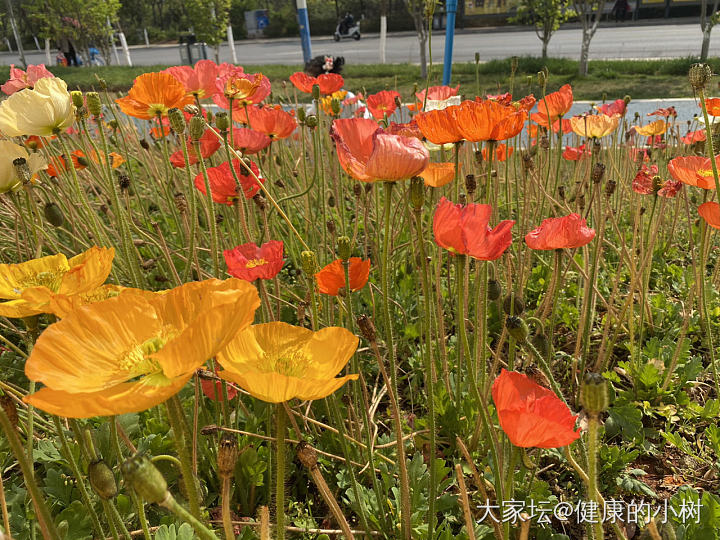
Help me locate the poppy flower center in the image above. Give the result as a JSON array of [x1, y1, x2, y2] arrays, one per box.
[[262, 348, 310, 378], [245, 258, 267, 269], [697, 168, 714, 178], [17, 270, 64, 294], [118, 327, 178, 375], [148, 104, 168, 117]]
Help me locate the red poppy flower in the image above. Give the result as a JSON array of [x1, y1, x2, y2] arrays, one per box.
[[454, 99, 527, 142], [224, 240, 284, 281], [433, 197, 515, 260], [699, 201, 720, 229], [530, 84, 573, 127], [420, 162, 456, 187], [551, 118, 573, 134], [46, 155, 67, 177], [562, 144, 590, 161], [213, 72, 271, 109], [416, 85, 460, 103], [165, 60, 219, 99], [632, 164, 659, 195], [647, 106, 676, 118], [195, 159, 264, 204], [24, 135, 45, 150], [201, 366, 238, 401], [596, 99, 626, 117], [315, 258, 370, 296], [491, 369, 581, 449], [169, 129, 222, 167], [330, 117, 429, 183], [230, 127, 272, 154], [366, 90, 401, 120], [667, 155, 720, 189], [525, 213, 596, 250], [515, 94, 537, 112], [385, 120, 423, 139], [481, 143, 513, 162], [682, 130, 706, 144], [235, 105, 297, 139], [486, 92, 512, 105], [289, 72, 344, 95]]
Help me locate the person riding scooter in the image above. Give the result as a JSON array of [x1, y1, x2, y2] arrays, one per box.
[[334, 13, 360, 41]]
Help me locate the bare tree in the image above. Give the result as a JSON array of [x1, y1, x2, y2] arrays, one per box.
[[404, 0, 428, 79], [511, 0, 574, 59], [573, 0, 602, 75], [700, 0, 720, 60]]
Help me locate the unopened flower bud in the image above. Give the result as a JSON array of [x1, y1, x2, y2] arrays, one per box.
[[487, 279, 502, 301], [605, 179, 616, 198], [474, 149, 483, 164], [70, 91, 84, 109], [410, 176, 425, 209], [174, 192, 188, 214], [591, 162, 605, 184], [121, 454, 168, 504], [217, 434, 239, 477], [312, 84, 320, 100], [326, 219, 336, 235], [85, 92, 102, 117], [57, 521, 69, 539], [140, 139, 150, 150], [296, 107, 306, 123], [475, 52, 480, 64], [306, 115, 318, 128], [296, 441, 318, 469], [623, 95, 631, 105], [331, 98, 341, 116], [0, 395, 18, 429], [689, 63, 713, 91], [522, 152, 534, 170], [465, 174, 477, 197], [89, 459, 117, 500], [215, 112, 230, 132], [353, 183, 363, 198], [328, 194, 335, 207], [301, 251, 319, 275], [558, 185, 566, 200], [506, 316, 529, 342], [580, 372, 609, 415], [167, 108, 186, 134], [43, 202, 64, 227], [337, 236, 352, 261], [530, 332, 551, 360], [537, 68, 548, 90], [253, 193, 267, 211], [503, 294, 525, 315], [357, 315, 377, 342], [12, 158, 31, 185], [189, 116, 205, 142]]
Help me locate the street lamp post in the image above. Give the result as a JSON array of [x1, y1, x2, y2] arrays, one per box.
[[442, 0, 458, 85], [296, 0, 312, 64]]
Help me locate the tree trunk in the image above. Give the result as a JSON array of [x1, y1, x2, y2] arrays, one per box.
[[701, 27, 712, 60], [419, 30, 428, 78], [579, 33, 591, 75], [542, 36, 549, 58]]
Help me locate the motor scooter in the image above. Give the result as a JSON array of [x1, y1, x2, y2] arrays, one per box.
[[333, 14, 360, 41]]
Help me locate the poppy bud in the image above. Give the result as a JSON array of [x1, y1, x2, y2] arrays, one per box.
[[97, 78, 107, 91], [0, 395, 18, 430], [326, 219, 336, 234], [88, 459, 117, 500], [331, 98, 342, 116], [13, 158, 32, 185], [253, 193, 267, 211], [189, 116, 205, 142], [458, 193, 467, 205], [296, 107, 306, 123], [487, 279, 502, 301], [44, 202, 64, 227], [300, 250, 319, 275], [140, 139, 150, 150], [522, 152, 534, 170], [70, 90, 84, 109], [475, 52, 480, 64], [312, 84, 320, 100], [506, 316, 529, 342], [503, 294, 525, 316], [580, 372, 609, 415], [689, 63, 713, 91], [163, 108, 184, 135], [537, 68, 548, 90], [410, 176, 425, 209], [465, 174, 477, 197], [296, 441, 318, 469], [530, 332, 551, 360], [605, 179, 616, 198], [121, 454, 168, 505], [623, 95, 632, 105], [577, 193, 585, 211], [328, 194, 336, 207], [108, 119, 118, 130], [217, 434, 239, 478], [337, 236, 352, 261], [591, 163, 605, 184], [57, 521, 69, 539], [206, 110, 213, 125], [357, 314, 377, 342], [174, 192, 188, 214], [306, 115, 318, 128]]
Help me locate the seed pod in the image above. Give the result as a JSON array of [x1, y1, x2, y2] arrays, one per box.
[[357, 315, 376, 342], [118, 173, 131, 191], [217, 435, 239, 478], [214, 111, 230, 132], [353, 183, 363, 198], [326, 219, 336, 235], [506, 316, 529, 342], [306, 115, 318, 128], [44, 202, 65, 227], [689, 63, 713, 91], [487, 279, 502, 301], [503, 294, 525, 316], [337, 236, 352, 261], [189, 116, 205, 142], [410, 176, 425, 209], [591, 163, 605, 184], [70, 91, 84, 109], [296, 441, 318, 469], [328, 194, 336, 207], [580, 372, 609, 415], [465, 174, 477, 197], [139, 139, 150, 150], [89, 459, 118, 500], [121, 454, 168, 505], [605, 179, 617, 198]]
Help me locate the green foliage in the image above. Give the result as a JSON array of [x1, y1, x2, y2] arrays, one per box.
[[184, 0, 231, 46], [510, 0, 574, 56]]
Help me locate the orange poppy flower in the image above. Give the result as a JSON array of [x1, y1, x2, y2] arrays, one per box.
[[481, 143, 514, 162], [315, 258, 370, 296], [705, 99, 720, 116], [195, 159, 265, 204], [164, 60, 219, 99], [0, 246, 115, 318], [230, 127, 272, 154], [236, 105, 297, 139], [648, 106, 676, 118], [570, 114, 619, 138], [514, 94, 537, 112], [45, 155, 66, 177], [24, 135, 45, 150], [23, 279, 260, 418], [289, 72, 344, 95], [330, 117, 429, 183], [433, 197, 514, 260], [115, 72, 194, 120], [492, 369, 581, 449], [420, 162, 456, 187], [366, 90, 401, 120], [596, 98, 626, 117], [525, 213, 596, 250], [667, 155, 720, 189], [224, 241, 284, 281], [634, 120, 666, 137], [530, 84, 573, 126], [71, 149, 126, 170], [562, 144, 590, 161], [213, 72, 271, 109], [455, 99, 527, 142], [682, 129, 706, 144], [44, 284, 153, 318], [169, 129, 221, 168], [414, 105, 464, 144], [385, 120, 423, 139], [699, 201, 720, 229]]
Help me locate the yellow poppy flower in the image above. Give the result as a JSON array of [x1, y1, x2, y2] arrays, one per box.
[[0, 78, 75, 137], [24, 278, 260, 418], [0, 140, 47, 193], [43, 284, 159, 318], [218, 322, 359, 403], [570, 114, 619, 139], [634, 120, 666, 137], [0, 246, 115, 318]]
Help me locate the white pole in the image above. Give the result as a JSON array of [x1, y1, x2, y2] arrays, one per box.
[[33, 36, 41, 50], [4, 38, 12, 53], [45, 38, 52, 65], [118, 31, 132, 66], [227, 25, 237, 64], [143, 28, 150, 47], [379, 15, 387, 63]]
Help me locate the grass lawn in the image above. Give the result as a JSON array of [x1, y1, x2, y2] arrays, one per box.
[[1, 56, 714, 100]]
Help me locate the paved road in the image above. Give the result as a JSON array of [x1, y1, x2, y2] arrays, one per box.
[[0, 22, 717, 67]]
